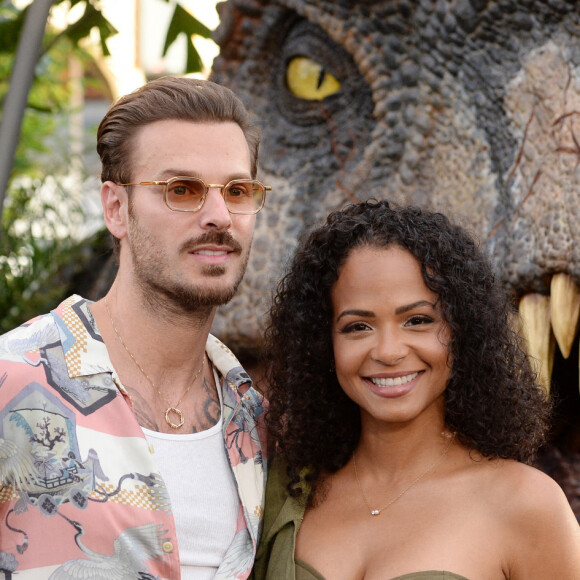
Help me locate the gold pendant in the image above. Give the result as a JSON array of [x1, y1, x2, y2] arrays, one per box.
[[165, 407, 185, 429]]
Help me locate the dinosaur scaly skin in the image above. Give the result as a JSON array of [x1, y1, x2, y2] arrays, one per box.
[[209, 0, 580, 513]]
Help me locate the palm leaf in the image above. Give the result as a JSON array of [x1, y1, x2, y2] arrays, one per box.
[[162, 4, 211, 73]]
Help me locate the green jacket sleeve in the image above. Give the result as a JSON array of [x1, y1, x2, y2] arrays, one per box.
[[251, 456, 311, 580]]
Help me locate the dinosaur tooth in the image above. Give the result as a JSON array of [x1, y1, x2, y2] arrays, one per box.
[[550, 273, 580, 360], [519, 293, 555, 396]]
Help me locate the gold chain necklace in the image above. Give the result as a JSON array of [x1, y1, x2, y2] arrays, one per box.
[[104, 296, 205, 429], [352, 432, 454, 517]]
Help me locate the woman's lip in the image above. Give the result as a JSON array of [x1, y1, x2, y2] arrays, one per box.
[[365, 371, 423, 398], [369, 371, 420, 387]]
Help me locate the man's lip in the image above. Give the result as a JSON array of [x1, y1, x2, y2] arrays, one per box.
[[189, 246, 234, 254]]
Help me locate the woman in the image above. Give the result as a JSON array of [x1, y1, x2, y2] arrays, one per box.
[[254, 200, 580, 579]]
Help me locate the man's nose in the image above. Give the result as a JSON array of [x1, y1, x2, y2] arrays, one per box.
[[198, 187, 232, 229]]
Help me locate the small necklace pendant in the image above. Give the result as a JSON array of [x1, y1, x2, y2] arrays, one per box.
[[370, 509, 381, 516], [165, 407, 185, 429]]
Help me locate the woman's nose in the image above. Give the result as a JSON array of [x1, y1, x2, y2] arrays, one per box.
[[372, 328, 408, 365]]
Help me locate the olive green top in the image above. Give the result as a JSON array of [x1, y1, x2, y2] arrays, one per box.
[[252, 457, 470, 580]]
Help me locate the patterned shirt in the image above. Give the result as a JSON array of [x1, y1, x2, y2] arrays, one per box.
[[0, 295, 267, 579]]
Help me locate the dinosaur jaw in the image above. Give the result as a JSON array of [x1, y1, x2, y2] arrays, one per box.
[[518, 274, 580, 395], [518, 274, 580, 452]]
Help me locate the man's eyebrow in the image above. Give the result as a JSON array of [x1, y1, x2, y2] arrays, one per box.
[[157, 169, 202, 179], [157, 170, 252, 182]]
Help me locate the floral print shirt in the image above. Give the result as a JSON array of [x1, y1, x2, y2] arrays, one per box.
[[0, 295, 267, 579]]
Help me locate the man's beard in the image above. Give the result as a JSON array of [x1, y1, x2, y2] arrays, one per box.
[[127, 212, 250, 314]]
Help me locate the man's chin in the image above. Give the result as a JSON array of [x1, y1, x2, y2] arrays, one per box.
[[165, 275, 244, 311], [138, 257, 249, 312]]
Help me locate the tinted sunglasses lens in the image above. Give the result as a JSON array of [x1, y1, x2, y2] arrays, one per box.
[[165, 178, 205, 210], [225, 181, 264, 213]]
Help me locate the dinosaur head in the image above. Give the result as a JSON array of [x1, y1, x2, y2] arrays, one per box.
[[209, 0, 580, 448]]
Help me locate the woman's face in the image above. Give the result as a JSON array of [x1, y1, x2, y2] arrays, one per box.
[[330, 244, 452, 429]]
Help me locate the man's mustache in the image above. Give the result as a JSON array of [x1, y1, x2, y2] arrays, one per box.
[[180, 231, 243, 254]]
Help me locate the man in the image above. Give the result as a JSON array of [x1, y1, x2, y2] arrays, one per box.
[[0, 77, 269, 579]]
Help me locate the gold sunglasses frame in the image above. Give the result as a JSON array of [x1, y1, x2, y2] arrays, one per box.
[[118, 176, 272, 215]]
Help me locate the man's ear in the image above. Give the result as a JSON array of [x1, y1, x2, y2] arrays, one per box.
[[102, 181, 128, 240]]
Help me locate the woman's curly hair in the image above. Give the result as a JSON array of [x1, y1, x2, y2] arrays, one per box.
[[264, 199, 551, 496]]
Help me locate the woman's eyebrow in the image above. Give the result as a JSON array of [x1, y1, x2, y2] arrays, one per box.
[[394, 300, 436, 315], [336, 309, 374, 322], [336, 300, 437, 322]]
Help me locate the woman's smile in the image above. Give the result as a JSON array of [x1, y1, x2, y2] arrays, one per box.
[[365, 371, 422, 398], [368, 371, 420, 387]]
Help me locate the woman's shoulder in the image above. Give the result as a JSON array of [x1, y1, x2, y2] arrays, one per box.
[[439, 451, 580, 577], [499, 460, 578, 530], [449, 450, 578, 539], [460, 455, 570, 514], [478, 458, 571, 509], [469, 457, 580, 576]]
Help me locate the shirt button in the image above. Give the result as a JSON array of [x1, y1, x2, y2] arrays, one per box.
[[148, 444, 155, 454], [162, 541, 174, 553]]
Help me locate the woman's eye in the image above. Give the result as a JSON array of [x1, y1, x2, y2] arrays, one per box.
[[286, 56, 341, 100], [405, 315, 434, 327], [339, 322, 371, 334]]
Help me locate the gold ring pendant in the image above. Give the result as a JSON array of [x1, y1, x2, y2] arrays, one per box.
[[165, 407, 185, 429]]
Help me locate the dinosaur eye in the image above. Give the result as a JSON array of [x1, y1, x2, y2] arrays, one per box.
[[286, 56, 341, 100], [274, 17, 373, 127]]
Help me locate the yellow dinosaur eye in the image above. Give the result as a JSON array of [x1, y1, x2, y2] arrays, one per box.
[[286, 56, 341, 100]]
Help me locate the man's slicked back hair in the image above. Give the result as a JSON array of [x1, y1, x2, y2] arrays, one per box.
[[97, 76, 261, 184]]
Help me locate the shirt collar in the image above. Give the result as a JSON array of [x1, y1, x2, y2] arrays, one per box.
[[54, 295, 254, 395]]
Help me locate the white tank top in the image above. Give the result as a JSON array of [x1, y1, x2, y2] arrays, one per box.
[[143, 382, 240, 579]]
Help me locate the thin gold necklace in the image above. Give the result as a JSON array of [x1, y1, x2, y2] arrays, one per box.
[[352, 432, 455, 516], [104, 296, 205, 430]]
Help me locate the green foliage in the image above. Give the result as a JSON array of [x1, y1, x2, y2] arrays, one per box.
[[0, 4, 101, 328], [0, 2, 25, 52], [0, 0, 211, 75], [0, 176, 88, 332], [163, 4, 211, 73], [0, 0, 118, 58], [56, 2, 118, 57], [0, 0, 215, 330], [0, 43, 71, 178], [0, 0, 214, 179]]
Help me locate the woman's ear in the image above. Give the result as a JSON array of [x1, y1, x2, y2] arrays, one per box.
[[101, 181, 128, 240]]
